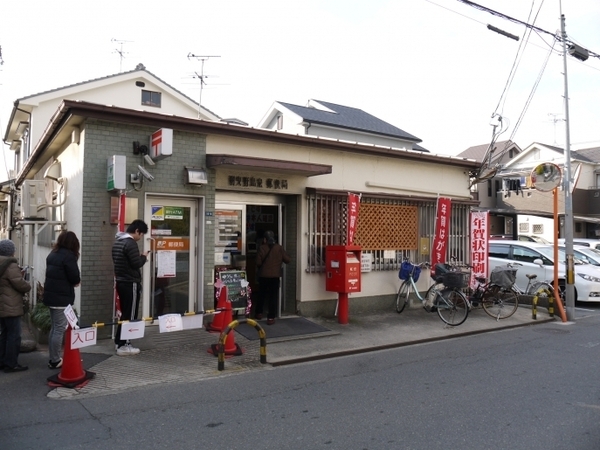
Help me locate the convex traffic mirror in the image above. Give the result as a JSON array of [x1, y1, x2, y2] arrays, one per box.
[[531, 162, 562, 192]]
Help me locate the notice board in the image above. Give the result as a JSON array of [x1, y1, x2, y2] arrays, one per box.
[[217, 270, 249, 311]]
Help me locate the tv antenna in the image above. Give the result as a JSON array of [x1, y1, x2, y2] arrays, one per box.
[[187, 53, 220, 117], [112, 38, 133, 73], [547, 113, 563, 145]]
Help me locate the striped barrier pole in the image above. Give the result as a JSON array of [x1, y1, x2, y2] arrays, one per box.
[[218, 318, 267, 371]]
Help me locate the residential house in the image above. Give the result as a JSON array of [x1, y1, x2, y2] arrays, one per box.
[[463, 140, 600, 240]]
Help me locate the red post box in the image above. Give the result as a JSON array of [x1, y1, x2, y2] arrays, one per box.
[[325, 245, 362, 324]]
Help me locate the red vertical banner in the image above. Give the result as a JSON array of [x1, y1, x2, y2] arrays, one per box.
[[347, 193, 361, 245], [470, 211, 489, 288], [431, 197, 452, 272]]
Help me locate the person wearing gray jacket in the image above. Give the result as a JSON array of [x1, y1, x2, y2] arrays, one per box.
[[0, 239, 32, 373]]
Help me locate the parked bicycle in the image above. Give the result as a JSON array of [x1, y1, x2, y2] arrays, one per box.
[[467, 265, 519, 320], [396, 259, 470, 326], [467, 262, 561, 320]]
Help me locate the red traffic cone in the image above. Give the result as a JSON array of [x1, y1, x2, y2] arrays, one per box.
[[48, 327, 95, 389], [207, 285, 228, 333], [208, 301, 243, 356]]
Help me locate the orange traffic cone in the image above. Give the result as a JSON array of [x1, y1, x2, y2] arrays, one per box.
[[47, 327, 95, 389], [206, 285, 228, 333], [208, 301, 243, 356]]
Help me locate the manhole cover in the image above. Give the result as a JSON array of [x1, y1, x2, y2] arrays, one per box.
[[532, 327, 571, 335]]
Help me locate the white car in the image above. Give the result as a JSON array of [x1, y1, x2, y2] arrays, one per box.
[[557, 238, 600, 251], [558, 245, 600, 267], [488, 240, 600, 302]]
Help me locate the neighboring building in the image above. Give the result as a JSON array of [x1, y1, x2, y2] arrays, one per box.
[[464, 141, 600, 240], [258, 99, 428, 151], [2, 70, 479, 339], [3, 63, 220, 178]]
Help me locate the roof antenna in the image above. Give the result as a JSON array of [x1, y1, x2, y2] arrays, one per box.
[[187, 53, 220, 117], [112, 38, 133, 73]]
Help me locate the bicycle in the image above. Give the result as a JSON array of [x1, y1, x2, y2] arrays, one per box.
[[396, 259, 470, 326], [468, 262, 561, 320], [467, 265, 519, 320]]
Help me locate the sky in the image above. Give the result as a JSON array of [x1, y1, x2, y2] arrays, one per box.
[[1, 0, 599, 179]]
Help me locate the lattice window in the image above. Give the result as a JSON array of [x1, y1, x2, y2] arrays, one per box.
[[519, 223, 530, 233], [532, 224, 544, 234], [354, 204, 418, 250]]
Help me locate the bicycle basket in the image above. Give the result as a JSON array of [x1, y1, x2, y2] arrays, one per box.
[[432, 263, 451, 281], [399, 262, 421, 282], [441, 271, 469, 289], [490, 266, 517, 289]]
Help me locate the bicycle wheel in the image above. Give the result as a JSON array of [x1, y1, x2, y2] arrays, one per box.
[[396, 281, 411, 313], [436, 289, 469, 326], [482, 284, 519, 320]]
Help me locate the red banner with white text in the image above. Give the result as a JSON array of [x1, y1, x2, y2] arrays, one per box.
[[431, 197, 451, 273], [469, 211, 489, 288], [347, 193, 361, 245]]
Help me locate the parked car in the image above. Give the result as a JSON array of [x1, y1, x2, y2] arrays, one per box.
[[557, 238, 600, 250], [558, 245, 600, 266], [488, 240, 600, 302], [518, 235, 551, 244]]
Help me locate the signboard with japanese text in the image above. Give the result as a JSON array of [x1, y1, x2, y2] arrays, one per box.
[[119, 321, 146, 340], [217, 270, 250, 311], [470, 211, 489, 288], [431, 197, 452, 273], [71, 327, 97, 349], [347, 193, 361, 245]]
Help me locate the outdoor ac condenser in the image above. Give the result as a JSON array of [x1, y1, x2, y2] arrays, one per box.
[[19, 180, 46, 219]]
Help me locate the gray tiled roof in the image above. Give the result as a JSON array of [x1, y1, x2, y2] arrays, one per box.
[[572, 146, 600, 163], [456, 140, 518, 163], [278, 100, 421, 143]]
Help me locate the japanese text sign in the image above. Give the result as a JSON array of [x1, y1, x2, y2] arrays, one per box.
[[431, 197, 452, 271], [71, 327, 97, 349], [470, 211, 489, 288], [347, 193, 361, 245]]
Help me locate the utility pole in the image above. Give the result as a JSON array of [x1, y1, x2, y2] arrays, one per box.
[[560, 8, 575, 322], [187, 53, 220, 117]]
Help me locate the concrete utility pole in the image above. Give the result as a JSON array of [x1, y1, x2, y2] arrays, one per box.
[[560, 9, 575, 321]]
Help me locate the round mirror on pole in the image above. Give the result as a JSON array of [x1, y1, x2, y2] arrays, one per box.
[[531, 162, 562, 192]]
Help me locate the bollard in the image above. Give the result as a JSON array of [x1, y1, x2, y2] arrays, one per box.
[[548, 294, 554, 318], [532, 294, 538, 320]]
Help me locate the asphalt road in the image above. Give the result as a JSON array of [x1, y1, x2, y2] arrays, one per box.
[[2, 305, 600, 450]]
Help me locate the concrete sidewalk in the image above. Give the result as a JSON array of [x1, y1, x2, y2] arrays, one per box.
[[47, 305, 556, 399]]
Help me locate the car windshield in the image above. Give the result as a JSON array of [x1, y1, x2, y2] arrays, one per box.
[[538, 246, 586, 265]]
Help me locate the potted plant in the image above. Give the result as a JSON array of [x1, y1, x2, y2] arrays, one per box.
[[29, 282, 50, 344]]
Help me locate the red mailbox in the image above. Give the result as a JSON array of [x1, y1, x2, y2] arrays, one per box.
[[325, 245, 362, 324]]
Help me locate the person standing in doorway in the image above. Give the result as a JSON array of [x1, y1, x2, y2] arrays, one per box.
[[112, 219, 149, 356], [255, 230, 290, 325], [0, 239, 31, 373], [43, 231, 81, 369]]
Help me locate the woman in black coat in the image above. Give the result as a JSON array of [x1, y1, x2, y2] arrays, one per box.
[[43, 231, 81, 369]]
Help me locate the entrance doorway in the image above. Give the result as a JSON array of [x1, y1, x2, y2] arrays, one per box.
[[144, 197, 200, 318], [215, 200, 287, 317]]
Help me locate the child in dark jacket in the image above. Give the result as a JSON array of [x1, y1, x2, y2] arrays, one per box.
[[43, 231, 81, 369]]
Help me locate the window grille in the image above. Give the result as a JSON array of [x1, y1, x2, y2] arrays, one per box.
[[519, 223, 530, 233], [306, 191, 471, 272], [532, 224, 544, 234]]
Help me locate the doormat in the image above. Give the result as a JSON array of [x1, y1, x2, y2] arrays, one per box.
[[235, 317, 333, 341]]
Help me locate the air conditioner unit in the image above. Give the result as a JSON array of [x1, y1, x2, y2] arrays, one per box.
[[20, 180, 46, 219]]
